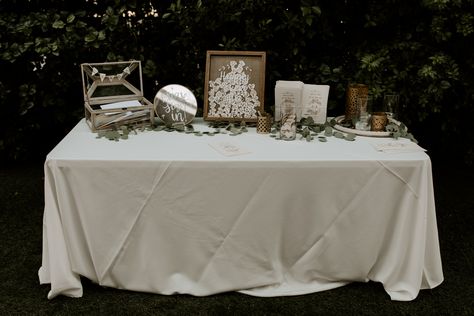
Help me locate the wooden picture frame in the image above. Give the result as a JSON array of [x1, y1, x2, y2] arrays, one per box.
[[204, 50, 266, 122]]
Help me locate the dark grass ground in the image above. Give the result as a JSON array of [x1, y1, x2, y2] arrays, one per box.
[[0, 160, 473, 315]]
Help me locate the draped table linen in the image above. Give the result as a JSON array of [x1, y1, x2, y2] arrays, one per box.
[[39, 119, 443, 301]]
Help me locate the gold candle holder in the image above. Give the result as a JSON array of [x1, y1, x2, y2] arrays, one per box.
[[257, 114, 272, 134], [345, 84, 368, 122], [370, 112, 388, 131]]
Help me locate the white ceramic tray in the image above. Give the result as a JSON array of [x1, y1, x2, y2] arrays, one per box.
[[332, 115, 400, 137]]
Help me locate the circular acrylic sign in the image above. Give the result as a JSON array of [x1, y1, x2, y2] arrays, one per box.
[[154, 84, 197, 125]]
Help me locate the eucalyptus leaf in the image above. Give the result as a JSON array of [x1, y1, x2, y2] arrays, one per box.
[[172, 123, 185, 132], [318, 136, 327, 142], [404, 133, 418, 143], [105, 130, 120, 141], [310, 126, 321, 133], [300, 117, 315, 126], [334, 131, 344, 138], [344, 133, 356, 141], [386, 123, 398, 132], [325, 126, 333, 136], [301, 126, 310, 137]]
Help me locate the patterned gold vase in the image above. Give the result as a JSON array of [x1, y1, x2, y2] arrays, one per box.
[[345, 84, 368, 122], [257, 115, 272, 134], [370, 112, 388, 131]]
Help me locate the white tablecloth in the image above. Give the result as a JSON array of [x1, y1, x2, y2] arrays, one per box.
[[39, 119, 443, 301]]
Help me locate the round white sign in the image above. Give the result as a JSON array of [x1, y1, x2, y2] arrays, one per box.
[[154, 84, 197, 124]]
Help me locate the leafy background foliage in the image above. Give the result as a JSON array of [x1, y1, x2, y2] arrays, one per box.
[[1, 0, 473, 163]]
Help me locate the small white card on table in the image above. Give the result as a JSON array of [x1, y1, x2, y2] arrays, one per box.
[[372, 141, 426, 153], [209, 141, 251, 157]]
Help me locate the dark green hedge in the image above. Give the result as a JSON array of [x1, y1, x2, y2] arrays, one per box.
[[1, 0, 473, 163]]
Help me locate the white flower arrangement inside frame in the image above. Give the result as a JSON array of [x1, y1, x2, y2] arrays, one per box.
[[207, 60, 260, 119]]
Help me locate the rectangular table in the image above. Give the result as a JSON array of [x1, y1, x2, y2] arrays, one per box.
[[39, 119, 443, 301]]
